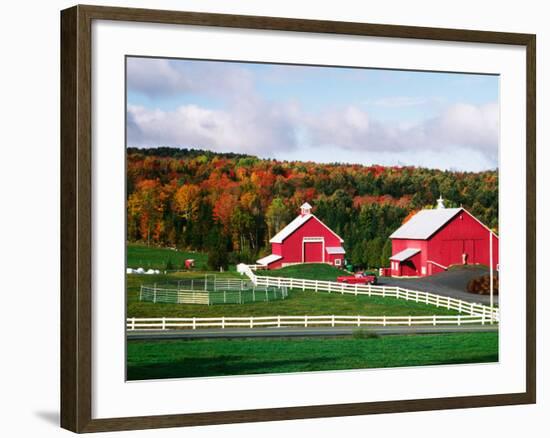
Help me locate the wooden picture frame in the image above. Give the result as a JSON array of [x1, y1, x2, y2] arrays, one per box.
[[60, 4, 536, 433]]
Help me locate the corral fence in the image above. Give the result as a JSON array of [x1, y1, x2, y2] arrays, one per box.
[[237, 263, 499, 322], [127, 314, 494, 331], [139, 277, 288, 305]]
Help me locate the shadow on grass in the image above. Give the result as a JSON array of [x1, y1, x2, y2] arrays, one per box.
[[127, 352, 498, 381], [127, 354, 334, 380]]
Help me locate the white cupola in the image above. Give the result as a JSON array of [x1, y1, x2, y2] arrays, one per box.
[[436, 195, 446, 209], [300, 202, 312, 216]]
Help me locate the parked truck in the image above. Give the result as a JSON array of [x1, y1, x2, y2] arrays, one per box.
[[337, 271, 377, 285]]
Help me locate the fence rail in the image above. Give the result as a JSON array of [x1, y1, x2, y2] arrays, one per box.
[[140, 280, 288, 305], [127, 314, 495, 331], [236, 264, 499, 322]]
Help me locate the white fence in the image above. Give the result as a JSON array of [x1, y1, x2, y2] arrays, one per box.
[[127, 314, 495, 331], [139, 277, 288, 305], [237, 263, 499, 322]]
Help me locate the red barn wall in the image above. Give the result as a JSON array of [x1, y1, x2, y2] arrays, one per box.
[[427, 211, 499, 270], [276, 216, 342, 265], [399, 252, 422, 276], [303, 241, 323, 262], [391, 239, 428, 276], [326, 253, 344, 266]]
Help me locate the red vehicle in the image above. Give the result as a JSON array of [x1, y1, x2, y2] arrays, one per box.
[[337, 271, 377, 285]]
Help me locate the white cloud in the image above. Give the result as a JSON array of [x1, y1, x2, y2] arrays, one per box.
[[126, 57, 498, 170], [127, 57, 255, 100], [127, 100, 300, 155], [128, 100, 498, 170], [363, 96, 443, 107]]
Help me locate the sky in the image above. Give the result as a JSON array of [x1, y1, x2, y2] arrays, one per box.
[[126, 56, 499, 172]]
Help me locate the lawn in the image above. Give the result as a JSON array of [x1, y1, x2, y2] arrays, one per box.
[[126, 254, 465, 319], [127, 244, 208, 270], [127, 272, 462, 318], [127, 332, 498, 380], [259, 263, 348, 281]]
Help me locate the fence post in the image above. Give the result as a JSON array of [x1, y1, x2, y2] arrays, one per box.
[[277, 315, 281, 328], [481, 313, 485, 325], [305, 315, 308, 328], [162, 317, 166, 330], [332, 315, 335, 327], [383, 315, 386, 327], [139, 286, 143, 302], [250, 317, 253, 328], [408, 315, 411, 327], [382, 286, 385, 298], [153, 283, 157, 303], [355, 284, 358, 296], [447, 296, 451, 309], [458, 301, 462, 313], [192, 317, 196, 330], [224, 290, 226, 303], [433, 315, 436, 326], [458, 315, 461, 326], [222, 316, 225, 329], [436, 296, 439, 307], [131, 317, 135, 331], [357, 315, 360, 327]]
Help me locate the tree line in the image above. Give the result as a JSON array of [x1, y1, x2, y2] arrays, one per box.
[[127, 147, 498, 270]]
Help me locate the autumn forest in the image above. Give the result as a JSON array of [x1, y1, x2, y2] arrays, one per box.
[[127, 147, 498, 270]]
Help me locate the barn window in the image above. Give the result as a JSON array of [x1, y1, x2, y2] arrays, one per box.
[[335, 259, 341, 266], [421, 266, 426, 275]]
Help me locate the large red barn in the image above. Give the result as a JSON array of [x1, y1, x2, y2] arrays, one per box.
[[389, 198, 499, 277], [256, 203, 345, 269]]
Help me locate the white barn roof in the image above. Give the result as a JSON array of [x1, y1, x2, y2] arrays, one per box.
[[326, 246, 346, 255], [256, 254, 282, 266], [270, 214, 313, 243], [390, 248, 420, 261], [390, 208, 462, 240]]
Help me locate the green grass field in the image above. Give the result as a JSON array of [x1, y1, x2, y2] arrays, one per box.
[[126, 251, 461, 318], [259, 263, 347, 281], [127, 332, 499, 380], [127, 244, 208, 270], [127, 273, 461, 318]]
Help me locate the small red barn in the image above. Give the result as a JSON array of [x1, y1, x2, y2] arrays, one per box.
[[256, 203, 346, 269], [389, 198, 499, 277]]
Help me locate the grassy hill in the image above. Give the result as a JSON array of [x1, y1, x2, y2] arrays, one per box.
[[127, 276, 460, 319], [127, 244, 208, 270], [259, 263, 348, 281]]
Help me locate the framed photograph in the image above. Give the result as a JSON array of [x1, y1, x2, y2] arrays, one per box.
[[60, 4, 536, 433]]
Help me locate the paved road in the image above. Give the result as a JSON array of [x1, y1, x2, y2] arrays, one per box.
[[127, 325, 498, 340], [377, 266, 498, 305]]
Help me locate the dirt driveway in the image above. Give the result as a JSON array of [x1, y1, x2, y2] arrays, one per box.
[[378, 266, 498, 305]]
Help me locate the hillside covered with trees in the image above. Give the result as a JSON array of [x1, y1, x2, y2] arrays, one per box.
[[126, 147, 498, 270]]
